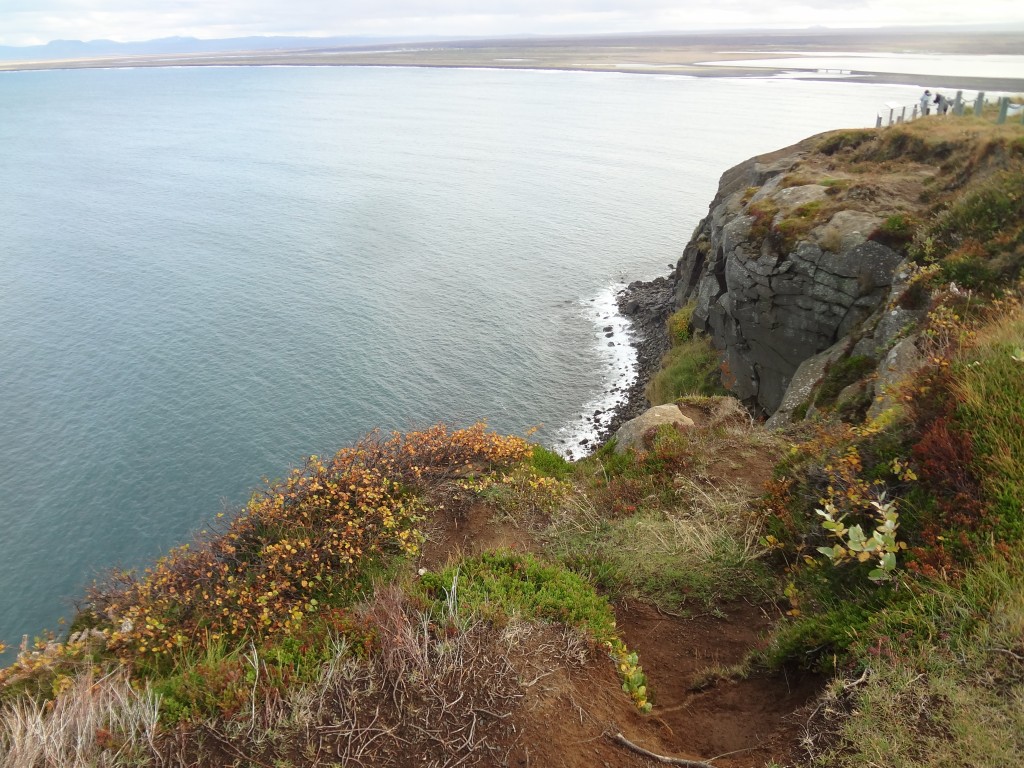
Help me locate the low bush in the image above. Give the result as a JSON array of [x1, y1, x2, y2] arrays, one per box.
[[88, 424, 531, 663]]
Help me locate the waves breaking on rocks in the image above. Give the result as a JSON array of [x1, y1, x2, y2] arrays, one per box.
[[554, 273, 677, 459]]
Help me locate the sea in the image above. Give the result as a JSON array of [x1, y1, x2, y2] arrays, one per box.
[[0, 62, 982, 652]]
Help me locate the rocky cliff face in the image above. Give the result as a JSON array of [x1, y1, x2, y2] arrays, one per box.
[[671, 132, 934, 418]]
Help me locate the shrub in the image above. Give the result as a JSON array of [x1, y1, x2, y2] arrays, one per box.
[[817, 130, 875, 156], [89, 424, 531, 662], [666, 302, 696, 345]]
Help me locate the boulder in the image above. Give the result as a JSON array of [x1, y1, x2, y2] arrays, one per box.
[[867, 335, 926, 420], [612, 404, 695, 454]]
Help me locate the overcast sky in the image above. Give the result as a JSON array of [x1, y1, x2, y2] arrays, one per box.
[[2, 0, 1023, 47]]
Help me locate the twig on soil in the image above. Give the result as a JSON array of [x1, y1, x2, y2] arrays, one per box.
[[607, 731, 717, 767], [654, 604, 685, 619], [707, 745, 758, 761]]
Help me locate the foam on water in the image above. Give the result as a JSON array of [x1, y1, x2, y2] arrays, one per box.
[[554, 284, 637, 459]]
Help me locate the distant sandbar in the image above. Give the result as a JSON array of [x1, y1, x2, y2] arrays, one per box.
[[2, 30, 1022, 92]]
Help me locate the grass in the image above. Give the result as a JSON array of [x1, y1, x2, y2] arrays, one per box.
[[954, 305, 1024, 541], [817, 130, 874, 156], [551, 420, 782, 609], [803, 553, 1024, 767], [0, 669, 160, 768], [813, 355, 876, 410], [775, 200, 828, 252], [646, 337, 725, 404], [421, 551, 617, 640], [646, 307, 726, 405]]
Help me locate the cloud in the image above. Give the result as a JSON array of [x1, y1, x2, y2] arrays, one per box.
[[1, 0, 1022, 46]]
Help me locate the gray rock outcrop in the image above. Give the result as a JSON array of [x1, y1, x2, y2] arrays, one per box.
[[673, 142, 905, 416]]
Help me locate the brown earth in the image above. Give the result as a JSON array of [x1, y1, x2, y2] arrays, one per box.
[[414, 457, 819, 768], [496, 595, 819, 768]]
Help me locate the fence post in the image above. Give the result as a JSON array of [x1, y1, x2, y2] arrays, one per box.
[[953, 91, 964, 116], [997, 97, 1010, 124], [889, 107, 895, 126], [912, 104, 919, 121], [975, 92, 985, 117], [876, 115, 883, 128]]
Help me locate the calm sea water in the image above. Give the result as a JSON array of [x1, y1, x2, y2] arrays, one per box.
[[0, 65, 924, 651]]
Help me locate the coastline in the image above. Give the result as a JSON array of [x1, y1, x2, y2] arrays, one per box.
[[597, 273, 677, 445], [2, 57, 1023, 92], [3, 29, 1024, 92]]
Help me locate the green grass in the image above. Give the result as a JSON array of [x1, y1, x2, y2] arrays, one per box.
[[869, 213, 920, 254], [530, 444, 572, 480], [645, 302, 725, 405], [954, 309, 1024, 541], [805, 553, 1024, 767], [646, 336, 726, 405], [420, 551, 617, 640], [667, 302, 696, 345]]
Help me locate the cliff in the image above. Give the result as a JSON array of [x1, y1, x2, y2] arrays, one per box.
[[660, 119, 1023, 423]]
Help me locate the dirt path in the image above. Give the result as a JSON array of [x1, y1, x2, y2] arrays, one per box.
[[415, 497, 819, 767], [614, 601, 820, 767]]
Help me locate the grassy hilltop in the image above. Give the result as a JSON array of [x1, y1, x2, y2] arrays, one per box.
[[1, 114, 1023, 767]]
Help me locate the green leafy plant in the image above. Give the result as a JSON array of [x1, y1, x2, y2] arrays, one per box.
[[816, 495, 907, 582]]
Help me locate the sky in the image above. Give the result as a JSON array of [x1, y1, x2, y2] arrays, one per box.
[[2, 0, 1023, 47]]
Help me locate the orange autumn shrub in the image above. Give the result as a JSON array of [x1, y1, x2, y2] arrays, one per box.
[[91, 423, 530, 659]]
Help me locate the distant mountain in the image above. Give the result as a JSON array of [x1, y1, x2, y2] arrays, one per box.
[[0, 35, 444, 61]]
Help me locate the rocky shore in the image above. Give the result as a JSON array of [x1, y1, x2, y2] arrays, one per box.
[[592, 273, 677, 445]]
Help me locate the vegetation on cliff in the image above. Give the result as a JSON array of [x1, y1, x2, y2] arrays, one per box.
[[2, 114, 1023, 768]]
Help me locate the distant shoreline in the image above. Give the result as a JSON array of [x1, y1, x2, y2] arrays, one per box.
[[3, 29, 1023, 92], [3, 58, 1022, 93]]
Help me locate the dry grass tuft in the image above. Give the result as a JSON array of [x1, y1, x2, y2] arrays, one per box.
[[0, 669, 160, 768]]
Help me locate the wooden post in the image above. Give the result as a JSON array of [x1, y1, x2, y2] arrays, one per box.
[[953, 91, 964, 116], [899, 106, 907, 123], [888, 107, 895, 126], [912, 105, 919, 120], [876, 115, 883, 128], [974, 92, 985, 117], [997, 97, 1009, 124]]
